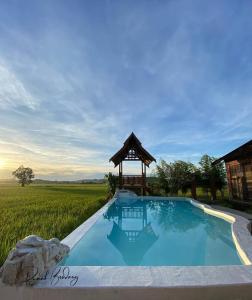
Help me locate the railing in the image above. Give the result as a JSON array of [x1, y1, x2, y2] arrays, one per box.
[[121, 207, 144, 218], [121, 175, 144, 186]]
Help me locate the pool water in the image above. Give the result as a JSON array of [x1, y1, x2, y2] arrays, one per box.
[[61, 198, 242, 266]]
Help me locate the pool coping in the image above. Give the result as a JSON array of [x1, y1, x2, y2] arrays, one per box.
[[31, 192, 252, 288]]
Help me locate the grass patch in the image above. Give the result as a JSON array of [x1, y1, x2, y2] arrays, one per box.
[[0, 183, 107, 266]]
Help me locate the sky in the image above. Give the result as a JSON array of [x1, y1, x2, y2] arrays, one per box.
[[0, 0, 252, 180]]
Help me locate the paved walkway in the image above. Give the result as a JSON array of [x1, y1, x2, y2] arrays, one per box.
[[211, 205, 252, 220]]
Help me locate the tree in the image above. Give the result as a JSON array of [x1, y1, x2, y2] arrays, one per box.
[[199, 154, 226, 200], [156, 160, 171, 194], [104, 172, 118, 195], [155, 155, 226, 200], [170, 160, 197, 195], [198, 155, 214, 199], [12, 165, 35, 187], [214, 162, 226, 200], [156, 159, 197, 195]]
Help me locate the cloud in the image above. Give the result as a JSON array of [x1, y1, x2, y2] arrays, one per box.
[[0, 0, 252, 179], [0, 62, 38, 110]]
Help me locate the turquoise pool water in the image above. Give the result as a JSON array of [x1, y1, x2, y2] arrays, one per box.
[[61, 197, 242, 266]]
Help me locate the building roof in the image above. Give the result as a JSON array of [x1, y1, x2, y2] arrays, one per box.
[[213, 140, 252, 165], [109, 132, 156, 167]]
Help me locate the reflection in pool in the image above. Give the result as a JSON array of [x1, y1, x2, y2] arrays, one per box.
[[61, 198, 242, 266], [105, 200, 158, 265]]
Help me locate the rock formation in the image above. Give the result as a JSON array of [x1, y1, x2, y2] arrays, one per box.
[[0, 235, 70, 285]]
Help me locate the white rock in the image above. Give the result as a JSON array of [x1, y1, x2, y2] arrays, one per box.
[[0, 235, 70, 286], [48, 243, 59, 261], [16, 235, 45, 248], [19, 251, 45, 284], [1, 259, 19, 285], [49, 238, 60, 245]]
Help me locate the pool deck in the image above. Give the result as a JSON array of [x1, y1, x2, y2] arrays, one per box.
[[2, 265, 252, 300], [211, 205, 252, 221], [2, 192, 252, 300]]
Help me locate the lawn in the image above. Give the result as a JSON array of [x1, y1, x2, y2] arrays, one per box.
[[0, 183, 108, 266]]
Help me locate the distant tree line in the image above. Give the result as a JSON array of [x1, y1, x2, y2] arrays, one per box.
[[152, 154, 226, 200]]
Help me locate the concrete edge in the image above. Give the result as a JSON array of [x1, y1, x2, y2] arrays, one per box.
[[189, 199, 252, 265]]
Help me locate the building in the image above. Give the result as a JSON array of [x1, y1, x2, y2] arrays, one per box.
[[109, 132, 156, 195], [213, 140, 252, 203]]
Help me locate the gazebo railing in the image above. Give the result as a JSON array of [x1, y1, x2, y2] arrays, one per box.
[[121, 175, 144, 186]]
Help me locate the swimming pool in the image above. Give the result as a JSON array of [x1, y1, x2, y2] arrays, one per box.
[[9, 190, 252, 300], [61, 194, 243, 266]]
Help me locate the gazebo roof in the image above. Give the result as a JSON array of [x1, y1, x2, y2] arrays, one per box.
[[109, 132, 156, 167], [107, 221, 158, 265], [213, 139, 252, 165]]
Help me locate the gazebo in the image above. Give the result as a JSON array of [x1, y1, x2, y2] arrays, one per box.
[[109, 132, 156, 195]]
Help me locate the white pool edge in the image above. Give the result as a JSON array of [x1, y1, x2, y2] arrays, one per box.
[[189, 198, 252, 266]]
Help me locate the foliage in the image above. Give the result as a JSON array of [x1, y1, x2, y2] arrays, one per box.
[[156, 160, 197, 195], [171, 160, 197, 194], [104, 172, 118, 195], [12, 165, 35, 187], [146, 176, 163, 196], [215, 167, 227, 190], [199, 154, 226, 192], [0, 183, 107, 266], [155, 155, 226, 198], [156, 160, 171, 194]]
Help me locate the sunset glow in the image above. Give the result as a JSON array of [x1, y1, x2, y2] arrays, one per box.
[[0, 159, 6, 168], [0, 1, 251, 180]]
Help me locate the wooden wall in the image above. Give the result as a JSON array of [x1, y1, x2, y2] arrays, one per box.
[[225, 159, 252, 203], [245, 160, 252, 200]]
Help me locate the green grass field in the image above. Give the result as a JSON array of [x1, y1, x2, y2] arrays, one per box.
[[0, 183, 107, 266]]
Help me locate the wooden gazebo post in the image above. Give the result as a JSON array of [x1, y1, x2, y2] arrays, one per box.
[[119, 162, 122, 189]]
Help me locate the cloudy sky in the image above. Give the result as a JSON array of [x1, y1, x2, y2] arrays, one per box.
[[0, 0, 252, 180]]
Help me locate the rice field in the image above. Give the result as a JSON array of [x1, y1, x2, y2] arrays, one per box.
[[0, 183, 107, 266]]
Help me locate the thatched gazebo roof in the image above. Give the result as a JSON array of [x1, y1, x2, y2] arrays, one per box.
[[109, 132, 156, 167]]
